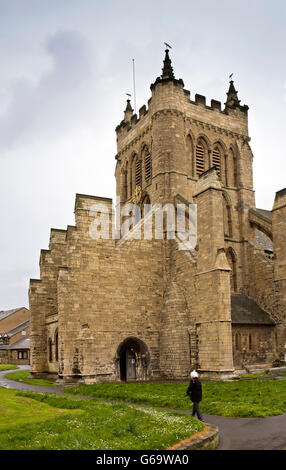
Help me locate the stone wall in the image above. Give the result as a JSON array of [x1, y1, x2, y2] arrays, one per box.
[[232, 324, 276, 367], [272, 189, 286, 361], [43, 194, 165, 382], [29, 51, 286, 381]]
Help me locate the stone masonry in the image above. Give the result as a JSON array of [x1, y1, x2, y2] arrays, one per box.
[[29, 49, 286, 383]]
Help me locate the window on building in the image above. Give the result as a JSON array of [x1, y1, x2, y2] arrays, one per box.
[[227, 247, 238, 292], [135, 158, 142, 188], [212, 146, 222, 179], [18, 350, 28, 360], [196, 139, 207, 177], [235, 333, 241, 351], [141, 193, 151, 218], [55, 330, 59, 362], [143, 146, 152, 183], [129, 155, 134, 196], [223, 194, 233, 238], [186, 135, 194, 177], [248, 334, 257, 351], [0, 334, 9, 345], [124, 162, 128, 200], [48, 338, 53, 362], [229, 147, 238, 187]]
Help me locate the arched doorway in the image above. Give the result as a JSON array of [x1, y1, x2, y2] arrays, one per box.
[[116, 337, 149, 382]]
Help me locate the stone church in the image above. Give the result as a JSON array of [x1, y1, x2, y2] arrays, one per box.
[[29, 49, 286, 383]]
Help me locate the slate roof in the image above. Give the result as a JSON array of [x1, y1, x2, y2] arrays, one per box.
[[0, 308, 23, 322], [8, 336, 30, 350], [231, 295, 276, 325], [256, 229, 273, 252], [0, 319, 30, 349], [3, 320, 30, 338]]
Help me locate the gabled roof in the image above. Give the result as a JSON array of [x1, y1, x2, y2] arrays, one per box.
[[6, 320, 30, 338], [231, 295, 276, 325], [0, 307, 27, 322], [8, 336, 30, 350]]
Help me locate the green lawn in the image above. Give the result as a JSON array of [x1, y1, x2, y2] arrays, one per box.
[[67, 378, 286, 418], [0, 364, 18, 371], [0, 388, 204, 450], [0, 388, 82, 435], [5, 369, 58, 387]]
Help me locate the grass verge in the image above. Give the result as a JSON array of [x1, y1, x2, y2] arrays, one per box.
[[5, 369, 58, 387], [67, 378, 286, 418], [0, 388, 204, 450], [0, 364, 18, 371], [0, 388, 82, 436]]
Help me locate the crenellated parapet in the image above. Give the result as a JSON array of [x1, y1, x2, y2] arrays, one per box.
[[116, 59, 249, 156]]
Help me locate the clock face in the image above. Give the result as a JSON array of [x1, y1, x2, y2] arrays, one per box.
[[132, 185, 142, 204]]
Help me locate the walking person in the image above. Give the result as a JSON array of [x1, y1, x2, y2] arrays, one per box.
[[186, 370, 203, 421]]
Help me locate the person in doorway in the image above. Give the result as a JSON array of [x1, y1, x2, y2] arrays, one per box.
[[186, 370, 203, 421]]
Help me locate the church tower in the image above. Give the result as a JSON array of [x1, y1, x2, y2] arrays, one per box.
[[29, 48, 283, 385], [115, 48, 256, 295]]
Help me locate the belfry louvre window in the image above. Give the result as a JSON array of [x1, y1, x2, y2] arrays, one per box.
[[144, 149, 152, 182], [196, 143, 205, 176], [135, 158, 142, 187], [213, 147, 221, 178]]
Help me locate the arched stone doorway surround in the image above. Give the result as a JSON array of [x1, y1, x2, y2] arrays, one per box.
[[116, 337, 150, 381]]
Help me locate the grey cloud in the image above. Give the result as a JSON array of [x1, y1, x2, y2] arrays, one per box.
[[0, 30, 96, 152]]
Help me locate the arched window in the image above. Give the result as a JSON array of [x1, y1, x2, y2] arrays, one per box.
[[212, 145, 222, 179], [130, 153, 137, 196], [55, 329, 59, 362], [141, 193, 151, 218], [223, 193, 233, 238], [142, 145, 152, 183], [228, 148, 238, 187], [196, 138, 208, 177], [186, 135, 194, 177], [133, 156, 142, 189], [249, 334, 252, 351], [48, 338, 53, 362], [124, 162, 128, 200], [226, 247, 237, 292]]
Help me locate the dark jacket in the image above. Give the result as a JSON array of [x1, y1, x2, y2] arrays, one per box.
[[186, 377, 202, 403]]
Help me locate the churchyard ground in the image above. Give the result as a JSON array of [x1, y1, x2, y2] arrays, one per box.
[[0, 387, 203, 450], [67, 378, 286, 418]]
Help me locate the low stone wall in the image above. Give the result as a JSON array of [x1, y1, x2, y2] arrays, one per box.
[[168, 424, 219, 450], [267, 366, 286, 375]]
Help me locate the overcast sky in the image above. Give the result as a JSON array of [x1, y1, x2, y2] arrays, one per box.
[[0, 0, 285, 309]]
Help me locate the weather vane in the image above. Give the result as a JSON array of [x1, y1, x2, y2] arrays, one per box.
[[229, 73, 234, 80], [164, 42, 172, 50]]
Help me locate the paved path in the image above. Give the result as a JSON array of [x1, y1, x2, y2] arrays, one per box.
[[1, 366, 286, 450]]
